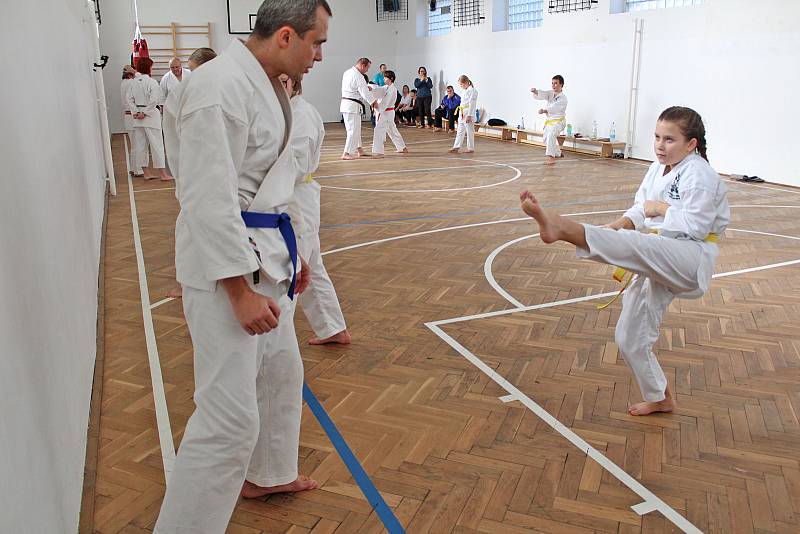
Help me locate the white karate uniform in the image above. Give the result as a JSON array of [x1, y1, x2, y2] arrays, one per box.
[[127, 74, 165, 170], [371, 84, 406, 155], [453, 85, 478, 151], [159, 68, 191, 104], [533, 90, 567, 157], [120, 76, 137, 168], [155, 39, 304, 534], [577, 153, 730, 402], [340, 66, 372, 155], [290, 96, 348, 339]]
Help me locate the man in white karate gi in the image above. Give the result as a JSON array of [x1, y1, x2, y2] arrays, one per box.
[[159, 57, 191, 104], [340, 57, 373, 160], [154, 1, 331, 532]]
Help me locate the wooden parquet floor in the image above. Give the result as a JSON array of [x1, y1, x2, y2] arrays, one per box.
[[90, 125, 800, 533]]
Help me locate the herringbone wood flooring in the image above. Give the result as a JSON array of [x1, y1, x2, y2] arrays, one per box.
[[89, 125, 800, 533]]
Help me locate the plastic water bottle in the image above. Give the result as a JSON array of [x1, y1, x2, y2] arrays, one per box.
[[591, 120, 598, 140], [566, 123, 573, 136], [476, 109, 480, 123], [520, 116, 525, 130], [610, 122, 616, 142]]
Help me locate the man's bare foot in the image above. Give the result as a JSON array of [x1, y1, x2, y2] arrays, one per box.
[[519, 191, 562, 244], [462, 150, 474, 154], [396, 148, 408, 153], [628, 386, 674, 416], [240, 476, 318, 499], [341, 153, 357, 160], [357, 147, 365, 156], [372, 153, 384, 158], [309, 329, 352, 345], [544, 156, 556, 165], [166, 286, 182, 298], [144, 174, 159, 180], [448, 148, 460, 153], [160, 170, 174, 181]]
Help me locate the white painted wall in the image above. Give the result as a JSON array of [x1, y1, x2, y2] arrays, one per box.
[[392, 0, 800, 185], [0, 1, 108, 532], [100, 0, 399, 131]]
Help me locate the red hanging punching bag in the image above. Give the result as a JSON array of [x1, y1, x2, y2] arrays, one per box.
[[132, 29, 149, 70]]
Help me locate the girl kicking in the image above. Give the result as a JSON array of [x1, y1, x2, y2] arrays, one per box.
[[520, 106, 729, 416]]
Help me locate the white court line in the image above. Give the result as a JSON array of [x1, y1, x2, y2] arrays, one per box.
[[134, 186, 176, 193], [124, 138, 177, 480], [151, 297, 176, 310], [425, 322, 702, 533]]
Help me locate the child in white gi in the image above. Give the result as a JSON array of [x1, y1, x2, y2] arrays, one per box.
[[449, 75, 478, 154], [519, 107, 729, 416], [371, 70, 408, 158], [530, 75, 568, 165], [282, 76, 352, 344]]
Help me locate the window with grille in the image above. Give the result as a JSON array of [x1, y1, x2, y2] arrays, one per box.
[[626, 0, 703, 11], [548, 0, 597, 14], [453, 0, 486, 28], [507, 0, 544, 30], [376, 0, 408, 21], [428, 0, 453, 36]]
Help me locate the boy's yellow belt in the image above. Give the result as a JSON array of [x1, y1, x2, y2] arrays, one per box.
[[544, 117, 565, 127], [597, 231, 718, 310]]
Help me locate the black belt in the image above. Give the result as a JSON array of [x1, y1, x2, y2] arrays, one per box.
[[342, 97, 365, 114]]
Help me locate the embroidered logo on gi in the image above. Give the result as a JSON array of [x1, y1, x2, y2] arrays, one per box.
[[668, 173, 681, 200]]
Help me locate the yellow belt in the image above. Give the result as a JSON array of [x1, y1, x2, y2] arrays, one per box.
[[304, 174, 314, 184], [544, 117, 565, 127], [597, 231, 718, 310]]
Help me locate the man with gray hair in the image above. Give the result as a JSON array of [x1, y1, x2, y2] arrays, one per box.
[[154, 1, 331, 531], [159, 57, 190, 104]]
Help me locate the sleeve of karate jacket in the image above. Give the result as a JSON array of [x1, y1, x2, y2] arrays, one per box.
[[177, 105, 259, 281], [534, 89, 553, 102], [623, 174, 650, 230], [660, 183, 717, 240]]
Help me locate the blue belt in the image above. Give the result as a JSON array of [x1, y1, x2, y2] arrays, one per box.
[[240, 211, 297, 299]]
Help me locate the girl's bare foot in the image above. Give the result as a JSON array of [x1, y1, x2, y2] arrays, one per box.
[[628, 385, 675, 416], [240, 476, 318, 499], [372, 153, 384, 159], [396, 148, 408, 154], [448, 148, 459, 153], [341, 153, 357, 160], [462, 150, 474, 154], [544, 156, 556, 165], [356, 147, 364, 156], [519, 192, 562, 244], [166, 286, 182, 298], [309, 330, 352, 345]]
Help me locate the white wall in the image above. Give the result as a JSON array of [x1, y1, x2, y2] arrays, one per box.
[[392, 0, 800, 185], [0, 1, 108, 532], [101, 0, 400, 130]]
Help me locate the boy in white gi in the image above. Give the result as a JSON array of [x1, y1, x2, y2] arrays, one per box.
[[449, 75, 478, 154], [371, 70, 408, 158], [530, 75, 567, 165], [519, 107, 729, 416], [154, 2, 331, 532], [284, 76, 352, 345], [340, 57, 373, 159]]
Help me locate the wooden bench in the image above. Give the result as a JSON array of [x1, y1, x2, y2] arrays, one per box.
[[474, 124, 626, 158]]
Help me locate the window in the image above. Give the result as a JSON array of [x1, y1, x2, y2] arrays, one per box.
[[428, 0, 453, 35], [453, 0, 486, 28], [376, 0, 408, 21], [626, 0, 702, 12], [508, 0, 544, 30]]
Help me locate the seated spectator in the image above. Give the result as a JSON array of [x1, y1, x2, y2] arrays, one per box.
[[397, 86, 417, 126], [434, 85, 461, 132]]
